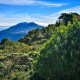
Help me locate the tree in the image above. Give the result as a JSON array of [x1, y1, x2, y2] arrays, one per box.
[[18, 24, 56, 45], [59, 13, 73, 26], [18, 38, 24, 43], [35, 22, 80, 80], [0, 38, 10, 45]]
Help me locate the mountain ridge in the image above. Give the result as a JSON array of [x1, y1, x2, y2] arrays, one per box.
[[0, 22, 44, 41]]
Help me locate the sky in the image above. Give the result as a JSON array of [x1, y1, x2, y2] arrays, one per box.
[[0, 0, 80, 29]]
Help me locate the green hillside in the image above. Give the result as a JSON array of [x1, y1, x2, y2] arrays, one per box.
[[0, 13, 80, 80], [18, 24, 55, 45]]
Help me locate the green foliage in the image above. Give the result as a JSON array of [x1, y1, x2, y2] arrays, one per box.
[[59, 13, 73, 26], [0, 51, 40, 80], [35, 22, 80, 80], [18, 24, 55, 45], [0, 41, 34, 53], [56, 13, 80, 27], [0, 13, 80, 80], [0, 38, 10, 45], [0, 62, 5, 68], [0, 40, 41, 80]]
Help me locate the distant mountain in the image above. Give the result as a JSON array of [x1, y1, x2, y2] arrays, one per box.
[[0, 26, 9, 31], [0, 22, 44, 41]]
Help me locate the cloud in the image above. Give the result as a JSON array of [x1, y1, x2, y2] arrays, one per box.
[[60, 6, 80, 14], [0, 13, 49, 26], [44, 6, 80, 24], [0, 6, 80, 27], [34, 1, 67, 7], [0, 0, 67, 7], [0, 0, 35, 5]]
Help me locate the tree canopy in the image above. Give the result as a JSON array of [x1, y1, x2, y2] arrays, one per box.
[[35, 21, 80, 80]]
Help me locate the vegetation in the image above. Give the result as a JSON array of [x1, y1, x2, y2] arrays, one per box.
[[0, 13, 80, 80], [18, 24, 55, 45], [35, 13, 80, 80], [0, 39, 41, 80]]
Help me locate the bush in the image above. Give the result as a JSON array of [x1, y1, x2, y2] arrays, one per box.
[[35, 22, 80, 80]]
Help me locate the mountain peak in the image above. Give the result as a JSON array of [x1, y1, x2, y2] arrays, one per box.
[[15, 22, 38, 27], [29, 22, 37, 24], [15, 22, 28, 26], [0, 22, 44, 41]]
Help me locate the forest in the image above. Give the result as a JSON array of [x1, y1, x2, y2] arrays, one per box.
[[0, 13, 80, 80]]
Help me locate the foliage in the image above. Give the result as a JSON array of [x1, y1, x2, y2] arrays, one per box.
[[35, 21, 80, 80], [55, 13, 80, 26], [0, 39, 41, 80], [18, 24, 56, 45], [0, 13, 80, 80]]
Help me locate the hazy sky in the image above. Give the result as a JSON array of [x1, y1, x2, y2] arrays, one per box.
[[0, 0, 80, 27]]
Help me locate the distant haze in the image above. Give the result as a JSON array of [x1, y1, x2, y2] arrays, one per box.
[[0, 26, 9, 31]]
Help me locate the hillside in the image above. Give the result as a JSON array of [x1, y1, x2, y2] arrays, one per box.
[[35, 13, 80, 80], [18, 24, 55, 45], [0, 26, 9, 31], [0, 22, 44, 41], [0, 13, 80, 80], [18, 13, 80, 45]]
